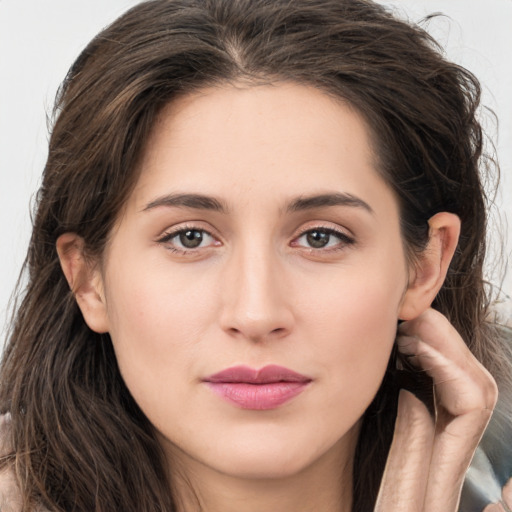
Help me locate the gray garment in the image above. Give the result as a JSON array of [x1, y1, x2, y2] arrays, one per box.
[[460, 321, 512, 512], [460, 382, 512, 511]]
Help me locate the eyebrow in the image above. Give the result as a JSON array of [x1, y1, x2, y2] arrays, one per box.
[[285, 192, 374, 215], [143, 192, 373, 215], [143, 193, 230, 214]]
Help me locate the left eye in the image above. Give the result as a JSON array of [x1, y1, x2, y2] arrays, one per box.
[[159, 228, 217, 251], [294, 228, 354, 250]]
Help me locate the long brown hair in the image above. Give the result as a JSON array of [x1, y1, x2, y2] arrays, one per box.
[[1, 1, 509, 510]]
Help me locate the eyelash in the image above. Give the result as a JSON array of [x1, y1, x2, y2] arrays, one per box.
[[157, 225, 218, 255], [156, 224, 355, 256], [293, 226, 355, 253]]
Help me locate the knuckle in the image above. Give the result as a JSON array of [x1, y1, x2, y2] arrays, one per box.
[[483, 377, 499, 410]]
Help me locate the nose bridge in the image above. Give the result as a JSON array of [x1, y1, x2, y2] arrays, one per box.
[[219, 235, 293, 341]]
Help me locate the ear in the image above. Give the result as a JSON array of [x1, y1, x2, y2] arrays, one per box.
[[56, 233, 109, 333], [398, 212, 461, 321]]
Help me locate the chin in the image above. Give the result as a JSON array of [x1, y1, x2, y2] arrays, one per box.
[[202, 426, 352, 481], [214, 449, 315, 480]]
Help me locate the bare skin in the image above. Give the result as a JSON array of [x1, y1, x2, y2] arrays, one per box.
[[57, 82, 499, 512], [376, 308, 498, 511]]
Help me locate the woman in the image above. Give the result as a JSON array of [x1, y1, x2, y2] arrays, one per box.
[[0, 0, 510, 510]]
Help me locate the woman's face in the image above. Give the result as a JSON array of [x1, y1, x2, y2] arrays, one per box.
[[99, 83, 410, 480]]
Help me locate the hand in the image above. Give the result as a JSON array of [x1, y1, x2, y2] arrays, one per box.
[[375, 308, 498, 512]]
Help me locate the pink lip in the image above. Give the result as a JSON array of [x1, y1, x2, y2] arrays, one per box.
[[203, 365, 312, 410]]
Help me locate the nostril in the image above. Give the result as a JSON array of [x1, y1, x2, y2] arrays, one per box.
[[224, 324, 290, 343]]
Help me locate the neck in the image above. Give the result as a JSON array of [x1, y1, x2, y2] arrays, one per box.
[[165, 425, 359, 512]]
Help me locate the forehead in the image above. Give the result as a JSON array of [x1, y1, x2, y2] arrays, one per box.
[[130, 82, 395, 216]]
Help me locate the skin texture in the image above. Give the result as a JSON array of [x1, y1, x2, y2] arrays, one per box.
[[57, 82, 496, 512], [376, 309, 498, 511]]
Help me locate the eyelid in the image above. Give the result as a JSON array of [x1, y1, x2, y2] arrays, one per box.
[[156, 221, 355, 255], [294, 221, 354, 239], [156, 223, 222, 253], [291, 223, 355, 250]]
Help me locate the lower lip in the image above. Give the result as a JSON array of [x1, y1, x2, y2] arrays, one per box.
[[205, 382, 310, 410]]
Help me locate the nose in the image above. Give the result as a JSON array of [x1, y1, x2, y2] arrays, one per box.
[[219, 242, 295, 343]]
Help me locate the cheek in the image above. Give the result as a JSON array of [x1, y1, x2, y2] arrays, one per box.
[[304, 255, 405, 344], [106, 250, 216, 337], [102, 257, 220, 406], [301, 259, 405, 409]]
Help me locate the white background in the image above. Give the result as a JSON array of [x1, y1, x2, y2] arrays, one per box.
[[1, 0, 511, 336]]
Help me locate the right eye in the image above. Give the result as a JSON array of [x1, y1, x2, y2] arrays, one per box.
[[157, 226, 221, 254]]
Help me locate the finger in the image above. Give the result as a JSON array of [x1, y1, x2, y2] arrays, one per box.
[[396, 334, 496, 416], [424, 408, 493, 511], [396, 308, 498, 511], [375, 390, 435, 512], [397, 309, 497, 416], [398, 309, 494, 387], [398, 308, 468, 358], [399, 310, 497, 409]]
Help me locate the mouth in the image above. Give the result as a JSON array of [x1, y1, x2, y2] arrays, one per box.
[[203, 365, 312, 410]]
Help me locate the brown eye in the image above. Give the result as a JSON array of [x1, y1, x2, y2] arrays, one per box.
[[306, 230, 331, 248], [179, 230, 204, 248], [158, 227, 218, 253], [293, 227, 355, 251]]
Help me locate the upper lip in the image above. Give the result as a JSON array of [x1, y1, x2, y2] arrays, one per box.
[[204, 364, 311, 384]]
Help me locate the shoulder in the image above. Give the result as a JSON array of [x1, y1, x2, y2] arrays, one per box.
[[0, 413, 22, 512], [0, 414, 50, 512]]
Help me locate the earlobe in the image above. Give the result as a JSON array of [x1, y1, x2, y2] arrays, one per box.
[[56, 233, 109, 333], [398, 212, 461, 321]]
